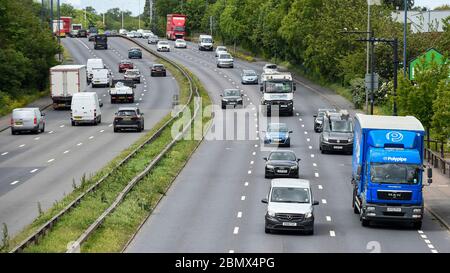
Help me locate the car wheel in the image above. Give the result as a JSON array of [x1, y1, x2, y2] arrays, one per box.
[[114, 127, 118, 133], [41, 124, 45, 133], [71, 121, 76, 126], [361, 219, 370, 227], [265, 226, 271, 234], [151, 72, 154, 77], [306, 229, 314, 235], [265, 172, 270, 179], [137, 125, 142, 132], [11, 128, 17, 135], [413, 221, 422, 230]]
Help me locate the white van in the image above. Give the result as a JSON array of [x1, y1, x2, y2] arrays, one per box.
[[198, 34, 213, 51], [91, 68, 112, 87], [86, 58, 105, 82], [71, 92, 103, 126]]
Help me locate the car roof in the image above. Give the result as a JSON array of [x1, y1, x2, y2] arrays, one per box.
[[268, 122, 287, 127], [224, 88, 240, 92], [118, 107, 138, 111], [120, 60, 132, 63], [271, 179, 311, 188]]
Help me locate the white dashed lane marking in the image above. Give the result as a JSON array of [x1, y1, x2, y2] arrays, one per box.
[[64, 150, 70, 154], [10, 180, 19, 185], [318, 185, 323, 190], [244, 182, 249, 186], [233, 227, 239, 234], [322, 199, 327, 204], [237, 212, 242, 218], [19, 144, 25, 148], [330, 230, 336, 237], [77, 143, 83, 146], [326, 216, 332, 222], [30, 168, 38, 173], [1, 152, 8, 156], [241, 196, 246, 201], [47, 158, 55, 163]]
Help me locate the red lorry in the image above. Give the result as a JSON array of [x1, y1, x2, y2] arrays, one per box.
[[53, 17, 72, 37], [166, 14, 186, 40]]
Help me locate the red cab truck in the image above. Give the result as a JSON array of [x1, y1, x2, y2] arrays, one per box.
[[166, 14, 186, 40], [53, 17, 72, 37]]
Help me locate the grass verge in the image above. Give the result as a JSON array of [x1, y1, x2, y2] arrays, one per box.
[[6, 54, 196, 252]]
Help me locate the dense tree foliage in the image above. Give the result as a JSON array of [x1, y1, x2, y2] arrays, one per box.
[[0, 0, 59, 114]]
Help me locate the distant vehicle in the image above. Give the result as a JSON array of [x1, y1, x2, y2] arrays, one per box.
[[88, 25, 98, 35], [128, 47, 142, 59], [148, 34, 159, 44], [53, 16, 71, 37], [261, 179, 319, 235], [104, 30, 112, 36], [166, 14, 186, 40], [91, 68, 112, 88], [113, 107, 144, 132], [134, 32, 143, 38], [88, 33, 96, 42], [94, 34, 108, 49], [241, 69, 258, 84], [69, 30, 79, 38], [50, 65, 87, 109], [110, 30, 118, 36], [198, 34, 213, 51], [352, 114, 430, 229], [220, 89, 243, 109], [263, 63, 278, 74], [126, 31, 137, 38], [142, 30, 153, 39], [118, 60, 134, 73], [69, 23, 82, 37], [119, 29, 128, 35], [150, 64, 167, 77], [174, 39, 187, 48], [263, 150, 300, 179], [156, 41, 170, 52], [215, 46, 227, 57], [11, 108, 45, 135], [313, 108, 337, 133], [216, 53, 234, 68], [86, 58, 105, 82], [263, 123, 293, 147], [71, 92, 103, 126], [77, 29, 87, 38], [124, 69, 141, 83], [319, 110, 354, 154], [109, 80, 136, 103], [260, 72, 296, 116]]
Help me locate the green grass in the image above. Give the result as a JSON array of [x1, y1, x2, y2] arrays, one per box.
[[6, 55, 195, 253]]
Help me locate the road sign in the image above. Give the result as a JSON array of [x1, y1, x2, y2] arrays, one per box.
[[365, 73, 379, 91], [409, 48, 446, 81]]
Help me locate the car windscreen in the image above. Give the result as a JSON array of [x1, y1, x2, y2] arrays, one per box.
[[329, 120, 353, 133], [271, 187, 310, 203], [266, 65, 277, 69], [268, 123, 288, 132], [269, 152, 296, 161], [153, 65, 164, 69], [117, 110, 137, 116], [224, 90, 240, 97], [370, 163, 420, 185], [265, 81, 292, 93], [159, 42, 168, 45], [244, 71, 256, 76]]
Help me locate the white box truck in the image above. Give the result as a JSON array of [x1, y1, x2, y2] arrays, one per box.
[[50, 65, 87, 110]]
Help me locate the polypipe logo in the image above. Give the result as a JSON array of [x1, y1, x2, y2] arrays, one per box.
[[382, 156, 407, 163], [386, 131, 404, 142]]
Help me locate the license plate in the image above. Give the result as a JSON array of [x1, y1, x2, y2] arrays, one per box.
[[333, 146, 343, 149], [74, 116, 82, 120], [387, 207, 401, 212], [123, 117, 131, 121], [277, 169, 288, 174], [15, 122, 23, 125], [282, 222, 297, 227], [229, 102, 236, 105], [280, 105, 287, 108]]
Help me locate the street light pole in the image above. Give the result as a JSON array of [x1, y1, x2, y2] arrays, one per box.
[[403, 0, 408, 77], [370, 30, 375, 115], [366, 4, 371, 113], [393, 38, 399, 116], [50, 0, 53, 33]]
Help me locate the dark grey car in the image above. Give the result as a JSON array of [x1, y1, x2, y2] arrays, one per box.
[[113, 107, 144, 132], [221, 89, 243, 109], [264, 150, 300, 178], [319, 111, 354, 154]]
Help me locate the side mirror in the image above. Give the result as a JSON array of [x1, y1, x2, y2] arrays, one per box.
[[293, 83, 297, 91], [261, 198, 268, 204], [297, 158, 301, 162], [263, 157, 268, 161], [313, 114, 317, 118], [220, 94, 223, 97], [289, 130, 293, 133], [313, 200, 319, 206]]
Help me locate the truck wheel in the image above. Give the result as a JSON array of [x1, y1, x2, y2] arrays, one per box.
[[361, 219, 370, 227], [413, 221, 422, 230], [98, 116, 101, 124], [265, 227, 271, 234], [11, 128, 17, 135], [114, 127, 119, 133]]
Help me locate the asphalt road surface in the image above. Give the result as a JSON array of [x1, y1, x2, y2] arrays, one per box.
[[0, 37, 178, 236], [125, 38, 450, 253]]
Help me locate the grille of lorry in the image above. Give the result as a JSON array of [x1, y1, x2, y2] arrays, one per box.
[[377, 190, 412, 201], [276, 213, 305, 221]]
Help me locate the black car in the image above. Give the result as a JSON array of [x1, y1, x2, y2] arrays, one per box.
[[221, 89, 243, 109], [313, 108, 337, 133], [128, 48, 142, 59], [264, 151, 300, 178], [150, 64, 166, 77], [94, 34, 108, 49], [113, 107, 144, 132], [319, 110, 354, 154], [77, 29, 87, 38]]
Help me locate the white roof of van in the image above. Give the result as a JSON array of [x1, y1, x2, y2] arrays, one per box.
[[355, 114, 424, 131], [73, 92, 97, 97], [271, 179, 311, 188], [51, 65, 85, 70], [87, 58, 103, 62]]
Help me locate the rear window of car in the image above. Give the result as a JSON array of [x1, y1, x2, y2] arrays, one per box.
[[118, 110, 137, 116], [159, 42, 168, 45], [125, 70, 139, 75], [153, 65, 164, 69], [220, 54, 231, 59], [13, 109, 35, 118]]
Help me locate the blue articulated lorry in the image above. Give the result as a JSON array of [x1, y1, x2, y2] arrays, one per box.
[[351, 114, 433, 229]]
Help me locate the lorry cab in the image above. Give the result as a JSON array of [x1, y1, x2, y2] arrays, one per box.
[[260, 72, 296, 116], [71, 92, 103, 126], [198, 35, 213, 51], [86, 59, 105, 82], [352, 114, 431, 229]]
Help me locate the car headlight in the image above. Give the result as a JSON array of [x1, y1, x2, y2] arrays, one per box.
[[222, 99, 228, 102], [266, 164, 275, 169], [237, 98, 243, 101], [287, 101, 293, 105], [290, 165, 298, 169], [348, 137, 354, 142], [267, 210, 276, 217], [323, 135, 329, 142], [316, 120, 323, 124], [305, 211, 313, 218]]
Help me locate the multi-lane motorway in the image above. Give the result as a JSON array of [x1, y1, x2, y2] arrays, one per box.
[[124, 38, 450, 253], [0, 37, 178, 236]]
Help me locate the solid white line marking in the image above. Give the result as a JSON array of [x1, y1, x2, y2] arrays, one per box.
[[30, 168, 38, 173], [241, 196, 246, 201], [326, 216, 332, 222], [245, 182, 249, 186], [47, 158, 55, 163], [329, 230, 336, 237], [318, 185, 323, 190], [11, 180, 19, 185], [77, 143, 83, 146], [233, 227, 239, 234], [19, 144, 25, 148], [1, 152, 8, 156], [89, 136, 94, 139], [64, 150, 69, 154], [315, 172, 319, 178], [237, 212, 242, 218], [322, 199, 327, 204]]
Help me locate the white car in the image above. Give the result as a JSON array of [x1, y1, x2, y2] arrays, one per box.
[[215, 46, 227, 57], [126, 31, 137, 38], [216, 53, 234, 68], [174, 39, 187, 48], [142, 30, 153, 39], [157, 41, 170, 52], [261, 179, 319, 235], [263, 63, 278, 74], [148, 34, 159, 44], [119, 29, 128, 35]]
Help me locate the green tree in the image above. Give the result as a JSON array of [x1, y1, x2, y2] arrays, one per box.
[[431, 81, 450, 155]]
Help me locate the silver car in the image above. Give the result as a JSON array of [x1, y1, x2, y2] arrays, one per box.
[[11, 108, 45, 135], [241, 69, 258, 84], [216, 53, 234, 68]]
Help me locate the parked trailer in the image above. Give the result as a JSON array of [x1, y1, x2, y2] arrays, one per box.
[[50, 65, 87, 110]]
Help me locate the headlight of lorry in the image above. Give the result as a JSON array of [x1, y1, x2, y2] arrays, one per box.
[[348, 137, 354, 142], [413, 209, 422, 213], [266, 164, 275, 169], [267, 210, 276, 217], [366, 206, 375, 211]]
